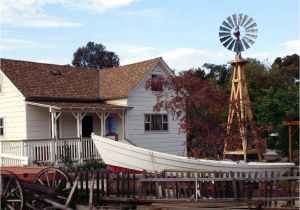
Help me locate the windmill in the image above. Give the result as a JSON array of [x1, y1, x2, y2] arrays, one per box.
[[219, 13, 262, 161]]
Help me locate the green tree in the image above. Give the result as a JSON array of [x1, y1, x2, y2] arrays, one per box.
[[253, 85, 299, 153], [202, 63, 231, 88], [72, 42, 120, 69]]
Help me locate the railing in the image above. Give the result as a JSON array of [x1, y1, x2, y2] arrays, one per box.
[[0, 138, 101, 166]]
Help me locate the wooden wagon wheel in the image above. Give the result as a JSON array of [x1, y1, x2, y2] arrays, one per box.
[[0, 170, 25, 210], [32, 167, 73, 209]]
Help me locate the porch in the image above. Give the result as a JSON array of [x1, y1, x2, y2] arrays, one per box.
[[0, 101, 131, 166], [0, 138, 99, 166]]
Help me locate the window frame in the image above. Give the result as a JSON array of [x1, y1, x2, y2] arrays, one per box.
[[150, 74, 163, 92], [144, 114, 168, 132]]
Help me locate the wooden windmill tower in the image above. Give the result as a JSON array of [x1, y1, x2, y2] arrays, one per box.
[[218, 14, 262, 161]]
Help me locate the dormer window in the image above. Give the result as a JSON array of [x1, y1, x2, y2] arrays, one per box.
[[151, 75, 163, 91]]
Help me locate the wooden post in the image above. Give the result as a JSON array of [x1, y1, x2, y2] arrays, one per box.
[[96, 112, 103, 137], [289, 125, 292, 162], [72, 112, 86, 163], [50, 110, 61, 164]]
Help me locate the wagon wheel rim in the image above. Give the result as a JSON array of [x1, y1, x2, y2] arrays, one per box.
[[32, 167, 73, 208], [0, 170, 25, 210]]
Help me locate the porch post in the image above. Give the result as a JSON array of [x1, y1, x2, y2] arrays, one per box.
[[96, 112, 104, 137], [122, 110, 126, 140], [117, 111, 125, 140], [72, 112, 86, 163], [103, 113, 110, 137], [50, 110, 61, 165], [50, 111, 55, 163]]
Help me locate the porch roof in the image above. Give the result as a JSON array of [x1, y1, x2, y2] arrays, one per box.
[[26, 101, 131, 111]]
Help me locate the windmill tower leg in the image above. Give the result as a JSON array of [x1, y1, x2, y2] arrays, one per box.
[[223, 55, 262, 161]]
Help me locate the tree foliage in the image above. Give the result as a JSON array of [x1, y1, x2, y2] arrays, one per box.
[[72, 42, 120, 69], [147, 54, 299, 158], [146, 70, 228, 159]]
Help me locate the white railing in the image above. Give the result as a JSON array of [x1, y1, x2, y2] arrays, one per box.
[[0, 138, 101, 166]]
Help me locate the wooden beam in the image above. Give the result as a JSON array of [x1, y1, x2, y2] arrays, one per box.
[[282, 120, 300, 126], [289, 125, 292, 162]]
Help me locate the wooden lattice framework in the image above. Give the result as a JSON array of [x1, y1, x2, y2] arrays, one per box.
[[223, 55, 262, 161]]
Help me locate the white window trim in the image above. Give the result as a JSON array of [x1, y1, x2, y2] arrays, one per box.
[[144, 113, 169, 133]]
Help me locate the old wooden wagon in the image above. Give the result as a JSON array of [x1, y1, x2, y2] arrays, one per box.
[[0, 166, 78, 210]]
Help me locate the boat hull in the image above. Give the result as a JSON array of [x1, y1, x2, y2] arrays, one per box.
[[92, 134, 294, 175]]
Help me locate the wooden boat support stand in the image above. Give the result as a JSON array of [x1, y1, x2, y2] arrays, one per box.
[[75, 168, 300, 209]]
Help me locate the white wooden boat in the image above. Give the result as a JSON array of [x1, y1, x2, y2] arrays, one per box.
[[92, 134, 294, 175]]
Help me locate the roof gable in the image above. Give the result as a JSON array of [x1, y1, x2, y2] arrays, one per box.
[[99, 58, 160, 99]]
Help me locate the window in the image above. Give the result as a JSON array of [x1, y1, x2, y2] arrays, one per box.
[[145, 114, 168, 131], [0, 118, 4, 136], [151, 75, 163, 91]]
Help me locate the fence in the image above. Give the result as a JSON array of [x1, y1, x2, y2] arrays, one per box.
[[74, 168, 299, 208], [0, 138, 101, 166]]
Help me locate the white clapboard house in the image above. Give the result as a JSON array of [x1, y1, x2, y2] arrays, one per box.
[[0, 57, 186, 166]]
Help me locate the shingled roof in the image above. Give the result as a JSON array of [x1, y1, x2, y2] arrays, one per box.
[[99, 58, 160, 99], [0, 57, 161, 101]]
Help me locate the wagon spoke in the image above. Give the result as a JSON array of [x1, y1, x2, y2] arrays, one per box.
[[3, 177, 12, 195], [6, 199, 22, 202], [52, 171, 57, 188], [37, 178, 45, 185], [6, 203, 16, 210], [6, 188, 19, 198], [45, 172, 50, 187], [56, 178, 63, 189]]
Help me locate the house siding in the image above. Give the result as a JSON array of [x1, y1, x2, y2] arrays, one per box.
[[26, 105, 51, 139], [60, 112, 77, 138], [0, 70, 26, 140], [126, 63, 186, 155]]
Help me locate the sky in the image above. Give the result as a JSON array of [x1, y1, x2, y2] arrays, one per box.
[[1, 0, 299, 72]]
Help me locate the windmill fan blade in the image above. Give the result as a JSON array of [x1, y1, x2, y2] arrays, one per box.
[[223, 37, 234, 48], [242, 38, 250, 49], [222, 20, 233, 29], [246, 28, 258, 33], [237, 13, 243, 26], [219, 32, 231, 37], [245, 22, 257, 30], [227, 16, 235, 28], [245, 33, 257, 40], [244, 37, 255, 45], [233, 14, 238, 26], [228, 40, 235, 50], [240, 15, 249, 26], [219, 26, 231, 32], [219, 14, 257, 52], [243, 18, 253, 28], [220, 35, 231, 43], [234, 39, 244, 52]]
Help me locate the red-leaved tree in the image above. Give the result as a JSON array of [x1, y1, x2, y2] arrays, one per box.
[[146, 70, 228, 159], [146, 70, 270, 160]]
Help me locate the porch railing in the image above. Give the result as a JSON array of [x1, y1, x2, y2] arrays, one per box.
[[0, 138, 101, 166]]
